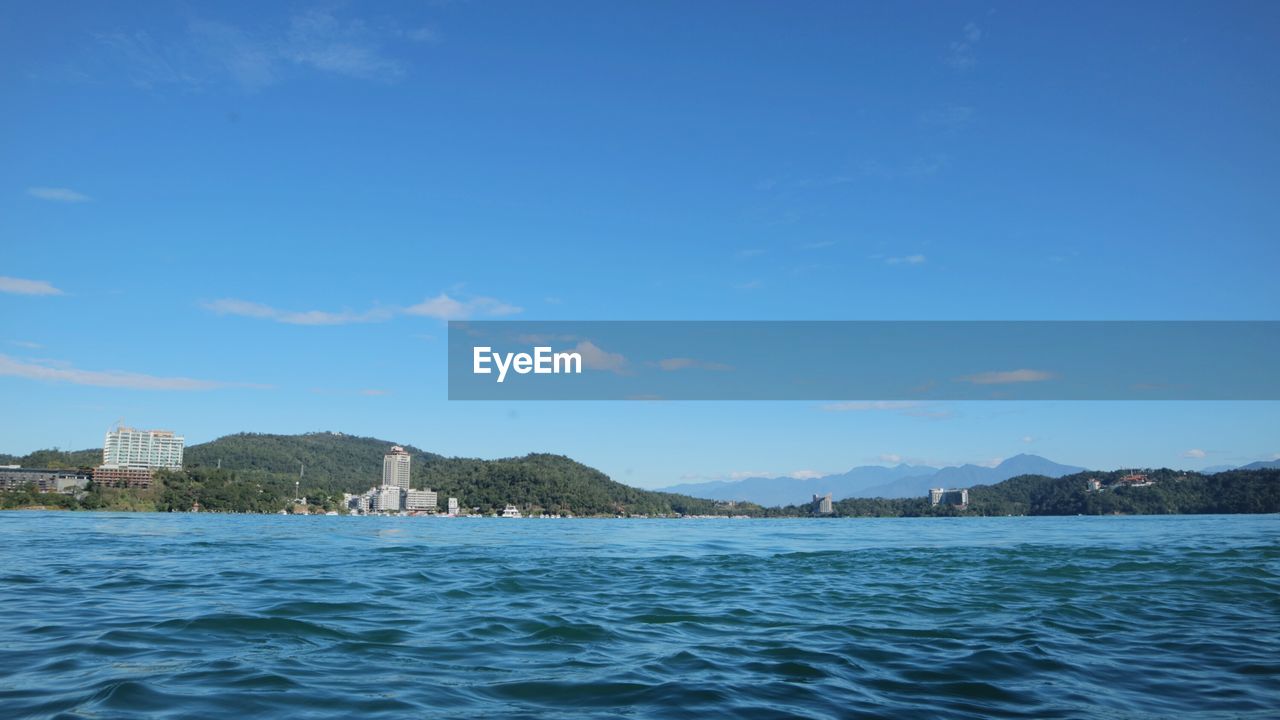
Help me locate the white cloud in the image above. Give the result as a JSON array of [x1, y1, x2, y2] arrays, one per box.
[[282, 8, 405, 80], [0, 354, 266, 391], [920, 105, 976, 130], [360, 389, 390, 396], [885, 254, 927, 265], [1182, 448, 1207, 459], [958, 369, 1056, 385], [404, 293, 522, 320], [572, 340, 628, 374], [788, 470, 824, 480], [1022, 435, 1036, 444], [204, 298, 393, 325], [947, 22, 982, 70], [205, 292, 520, 325], [821, 401, 922, 412], [10, 340, 43, 349], [0, 276, 64, 296], [656, 357, 733, 372], [27, 187, 91, 203], [878, 453, 902, 463], [977, 456, 1003, 468], [821, 401, 953, 420], [92, 8, 427, 90]]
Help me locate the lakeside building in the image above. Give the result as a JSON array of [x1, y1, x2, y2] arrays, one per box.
[[373, 485, 403, 513], [0, 466, 91, 494], [1119, 472, 1152, 486], [812, 492, 833, 514], [406, 487, 438, 511], [94, 425, 185, 490], [383, 446, 411, 491], [929, 487, 970, 508], [447, 497, 459, 515], [103, 426, 184, 469], [91, 466, 157, 489], [341, 446, 448, 515]]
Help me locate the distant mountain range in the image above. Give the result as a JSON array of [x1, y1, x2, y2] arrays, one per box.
[[1202, 460, 1280, 474], [659, 454, 1087, 507]]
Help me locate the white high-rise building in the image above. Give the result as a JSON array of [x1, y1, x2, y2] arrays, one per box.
[[406, 488, 438, 511], [374, 485, 403, 512], [103, 426, 184, 469], [383, 446, 411, 490]]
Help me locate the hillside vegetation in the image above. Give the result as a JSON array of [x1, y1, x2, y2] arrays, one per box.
[[762, 468, 1280, 517], [3, 433, 1277, 517], [142, 432, 751, 516]]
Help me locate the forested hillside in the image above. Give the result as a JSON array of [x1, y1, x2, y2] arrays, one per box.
[[173, 432, 749, 516], [782, 468, 1280, 517]]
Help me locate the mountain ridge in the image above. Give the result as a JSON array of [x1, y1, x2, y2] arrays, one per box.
[[660, 454, 1086, 507]]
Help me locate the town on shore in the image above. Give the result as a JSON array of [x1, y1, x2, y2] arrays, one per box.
[[3, 426, 1278, 518]]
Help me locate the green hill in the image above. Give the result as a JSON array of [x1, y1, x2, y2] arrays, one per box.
[[0, 447, 103, 469], [171, 431, 747, 516], [6, 434, 1276, 517], [804, 467, 1280, 517]]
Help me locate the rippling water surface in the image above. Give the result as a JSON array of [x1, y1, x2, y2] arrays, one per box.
[[1, 513, 1277, 718]]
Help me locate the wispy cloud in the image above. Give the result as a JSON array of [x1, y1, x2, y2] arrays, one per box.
[[1182, 448, 1207, 459], [678, 468, 827, 482], [756, 156, 948, 192], [404, 293, 522, 320], [360, 388, 390, 396], [280, 8, 406, 81], [885, 254, 926, 265], [0, 354, 267, 391], [802, 240, 837, 250], [735, 248, 766, 260], [919, 104, 976, 131], [90, 8, 436, 90], [656, 357, 733, 372], [10, 340, 44, 349], [205, 292, 520, 325], [27, 187, 92, 203], [821, 400, 952, 419], [572, 340, 628, 374], [947, 22, 982, 71], [0, 276, 64, 296], [958, 369, 1056, 385], [204, 298, 394, 325], [822, 401, 923, 412]]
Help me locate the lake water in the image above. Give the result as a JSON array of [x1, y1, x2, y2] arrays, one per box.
[[1, 513, 1276, 718]]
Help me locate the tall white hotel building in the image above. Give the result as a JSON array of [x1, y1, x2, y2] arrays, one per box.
[[383, 446, 411, 490], [103, 426, 185, 469]]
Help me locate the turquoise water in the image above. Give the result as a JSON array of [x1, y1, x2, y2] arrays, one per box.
[[1, 514, 1277, 718]]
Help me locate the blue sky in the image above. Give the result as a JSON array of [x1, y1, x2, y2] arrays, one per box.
[[2, 1, 1278, 487]]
